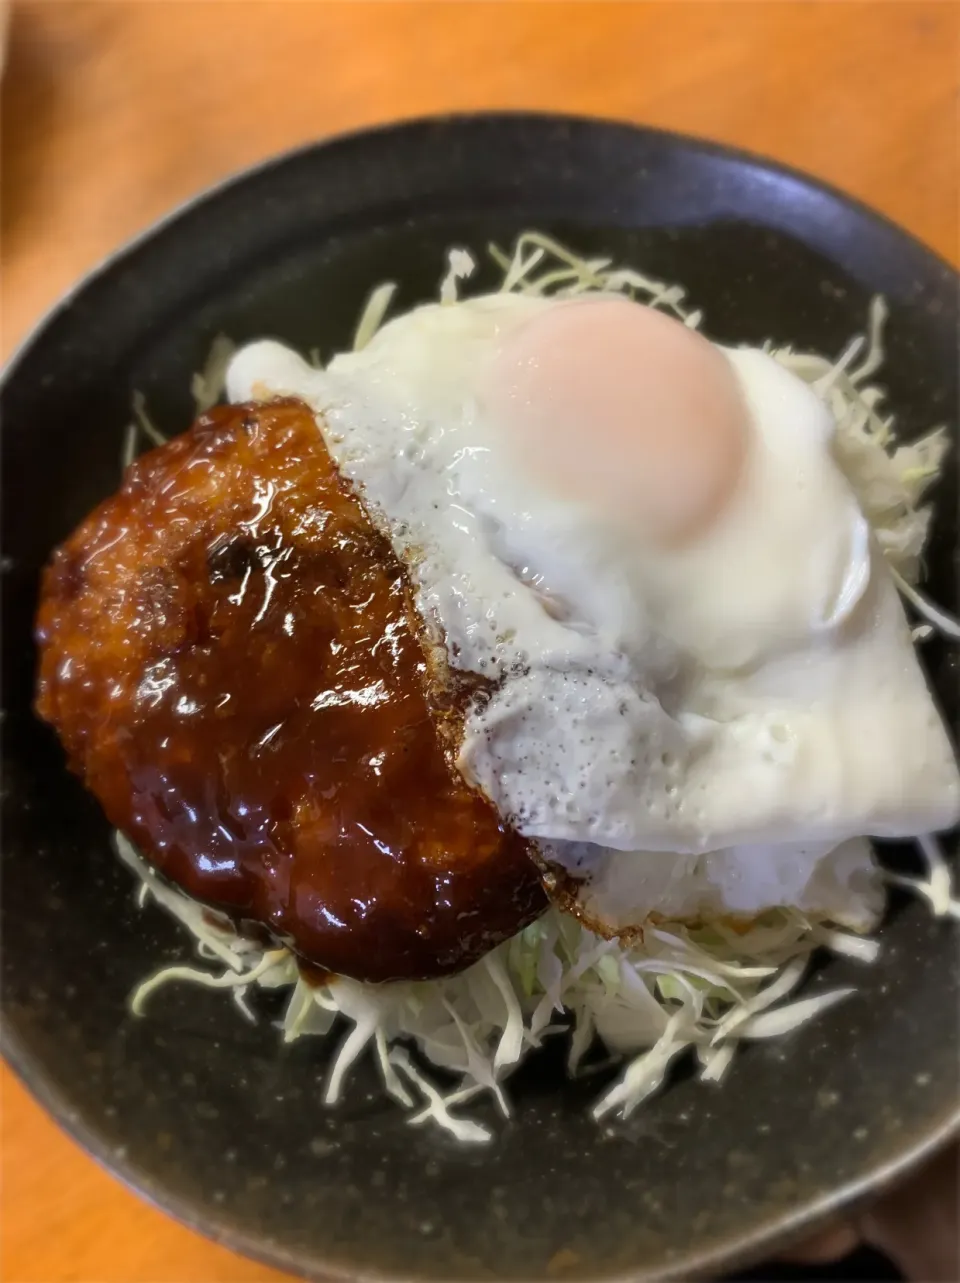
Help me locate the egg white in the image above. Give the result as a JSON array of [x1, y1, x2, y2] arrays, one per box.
[[541, 836, 883, 935]]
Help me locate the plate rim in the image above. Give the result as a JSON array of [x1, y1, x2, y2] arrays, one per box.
[[2, 108, 956, 389], [4, 1012, 959, 1283], [3, 109, 958, 1283]]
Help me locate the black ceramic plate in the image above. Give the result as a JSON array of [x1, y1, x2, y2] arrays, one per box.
[[2, 114, 958, 1283]]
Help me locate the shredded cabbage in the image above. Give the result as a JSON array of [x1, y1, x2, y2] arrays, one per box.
[[115, 232, 957, 1142], [774, 302, 951, 592], [118, 833, 901, 1143], [191, 335, 236, 413], [439, 249, 476, 305], [888, 565, 960, 641], [124, 334, 236, 470], [353, 282, 396, 352], [885, 833, 960, 921], [130, 390, 167, 448]]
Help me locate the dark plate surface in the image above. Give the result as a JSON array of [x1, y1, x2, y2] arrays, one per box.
[[2, 113, 958, 1283]]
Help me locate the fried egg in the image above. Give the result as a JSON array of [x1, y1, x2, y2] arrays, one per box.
[[227, 291, 959, 933]]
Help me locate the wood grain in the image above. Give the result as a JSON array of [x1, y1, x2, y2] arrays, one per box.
[[2, 2, 957, 1280]]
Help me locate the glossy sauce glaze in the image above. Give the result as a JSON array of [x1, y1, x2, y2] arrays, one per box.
[[36, 399, 546, 980]]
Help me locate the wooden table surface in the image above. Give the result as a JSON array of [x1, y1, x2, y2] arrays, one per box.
[[2, 2, 957, 1280]]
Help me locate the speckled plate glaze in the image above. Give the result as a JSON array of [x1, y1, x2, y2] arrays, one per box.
[[2, 114, 958, 1283]]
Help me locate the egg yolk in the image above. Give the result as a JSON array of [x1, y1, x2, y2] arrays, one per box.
[[486, 298, 749, 544]]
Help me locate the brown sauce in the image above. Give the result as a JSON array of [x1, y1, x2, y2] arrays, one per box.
[[36, 399, 546, 981]]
